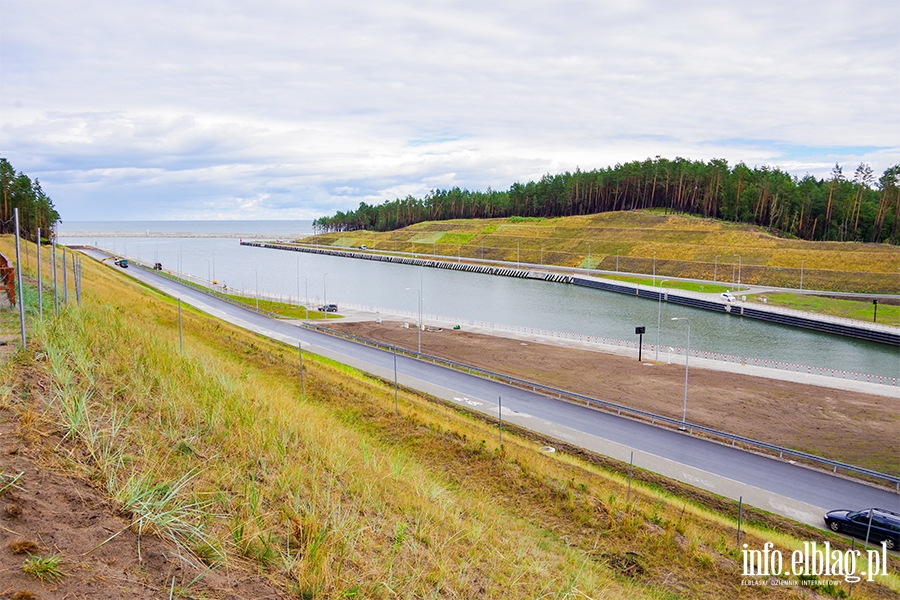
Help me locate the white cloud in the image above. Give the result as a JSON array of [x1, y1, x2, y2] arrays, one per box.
[[1, 0, 897, 220]]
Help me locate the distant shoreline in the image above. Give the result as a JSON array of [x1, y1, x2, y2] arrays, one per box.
[[58, 232, 304, 239]]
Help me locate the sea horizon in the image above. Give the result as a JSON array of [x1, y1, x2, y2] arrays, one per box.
[[57, 219, 315, 237]]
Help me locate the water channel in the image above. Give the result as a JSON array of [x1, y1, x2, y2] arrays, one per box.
[[59, 223, 900, 379]]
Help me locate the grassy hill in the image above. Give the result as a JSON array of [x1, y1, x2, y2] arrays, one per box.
[[1, 235, 898, 597], [303, 210, 900, 294]]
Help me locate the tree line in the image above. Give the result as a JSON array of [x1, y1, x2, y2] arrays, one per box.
[[313, 157, 900, 244], [0, 157, 61, 241]]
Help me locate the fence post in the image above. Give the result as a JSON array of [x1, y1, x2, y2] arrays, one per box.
[[62, 246, 68, 305], [299, 342, 305, 401], [14, 209, 26, 349], [52, 242, 59, 316], [36, 227, 42, 322], [178, 298, 183, 352], [498, 396, 503, 445]]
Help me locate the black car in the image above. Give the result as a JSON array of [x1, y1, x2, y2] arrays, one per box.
[[824, 508, 900, 550], [317, 304, 338, 312]]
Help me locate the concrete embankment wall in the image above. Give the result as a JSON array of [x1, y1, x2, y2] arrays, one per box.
[[569, 277, 899, 346], [241, 242, 574, 283], [242, 242, 900, 346]]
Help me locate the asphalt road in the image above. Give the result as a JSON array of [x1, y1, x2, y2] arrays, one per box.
[[86, 252, 900, 527]]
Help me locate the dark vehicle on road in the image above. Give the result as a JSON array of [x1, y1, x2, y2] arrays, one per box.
[[824, 508, 900, 550], [114, 258, 129, 268], [317, 304, 338, 312]]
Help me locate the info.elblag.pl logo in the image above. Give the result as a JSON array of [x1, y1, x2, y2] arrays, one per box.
[[742, 541, 891, 584]]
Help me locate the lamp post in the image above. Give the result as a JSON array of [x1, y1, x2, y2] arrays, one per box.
[[323, 272, 330, 306], [588, 243, 591, 269], [671, 317, 691, 429], [655, 280, 671, 362], [733, 254, 742, 293], [405, 287, 422, 353], [714, 255, 720, 282], [254, 269, 259, 310], [800, 260, 807, 291], [540, 246, 545, 266], [297, 259, 309, 319], [652, 249, 657, 286], [616, 249, 621, 272]]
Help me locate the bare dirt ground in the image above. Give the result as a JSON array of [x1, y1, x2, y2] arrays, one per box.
[[0, 408, 286, 600], [324, 320, 900, 477]]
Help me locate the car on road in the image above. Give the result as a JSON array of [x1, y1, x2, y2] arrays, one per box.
[[824, 508, 900, 550], [317, 304, 338, 312], [114, 258, 129, 268], [720, 292, 736, 302]]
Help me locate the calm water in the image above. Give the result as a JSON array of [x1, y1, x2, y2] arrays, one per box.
[[59, 222, 900, 378]]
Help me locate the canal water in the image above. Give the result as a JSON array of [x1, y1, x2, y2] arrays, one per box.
[[58, 221, 900, 379]]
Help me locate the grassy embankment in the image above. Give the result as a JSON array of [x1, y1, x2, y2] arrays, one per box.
[[1, 236, 898, 598], [302, 210, 900, 295]]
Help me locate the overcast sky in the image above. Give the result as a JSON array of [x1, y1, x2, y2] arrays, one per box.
[[1, 1, 898, 221]]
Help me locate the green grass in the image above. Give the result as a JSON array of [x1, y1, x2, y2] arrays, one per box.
[[602, 275, 736, 294], [752, 292, 900, 326], [3, 234, 898, 598], [23, 554, 66, 582], [223, 295, 343, 320], [0, 470, 24, 496]]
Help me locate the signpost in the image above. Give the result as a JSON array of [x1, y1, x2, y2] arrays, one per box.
[[635, 326, 645, 361]]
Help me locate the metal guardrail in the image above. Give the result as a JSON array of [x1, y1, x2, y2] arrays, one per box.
[[130, 262, 282, 319], [304, 322, 900, 492]]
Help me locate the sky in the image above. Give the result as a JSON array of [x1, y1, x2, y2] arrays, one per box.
[[1, 1, 898, 221]]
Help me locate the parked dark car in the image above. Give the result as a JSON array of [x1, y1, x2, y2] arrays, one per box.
[[317, 304, 338, 312], [824, 508, 899, 550]]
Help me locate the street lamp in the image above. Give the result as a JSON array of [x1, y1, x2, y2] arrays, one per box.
[[323, 272, 330, 306], [655, 280, 671, 362], [405, 287, 422, 353], [254, 269, 259, 310], [714, 255, 720, 282], [733, 254, 742, 293], [652, 249, 657, 286], [297, 259, 309, 319], [671, 317, 691, 429], [800, 260, 807, 291]]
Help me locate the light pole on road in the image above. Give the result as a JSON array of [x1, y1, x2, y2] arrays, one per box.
[[406, 287, 422, 354], [655, 280, 671, 362], [671, 317, 691, 429]]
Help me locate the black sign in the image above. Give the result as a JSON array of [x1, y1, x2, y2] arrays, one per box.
[[635, 326, 646, 334]]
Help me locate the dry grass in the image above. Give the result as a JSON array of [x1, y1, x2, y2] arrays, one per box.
[[0, 234, 897, 598], [303, 211, 900, 293]]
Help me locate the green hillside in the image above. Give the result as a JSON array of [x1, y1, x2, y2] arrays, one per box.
[[304, 210, 900, 293]]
